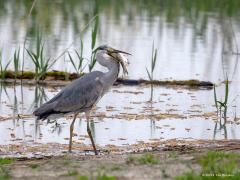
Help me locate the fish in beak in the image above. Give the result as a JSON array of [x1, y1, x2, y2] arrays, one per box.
[[107, 48, 131, 75]]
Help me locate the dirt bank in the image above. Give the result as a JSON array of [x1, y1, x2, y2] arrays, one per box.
[[1, 141, 240, 180]]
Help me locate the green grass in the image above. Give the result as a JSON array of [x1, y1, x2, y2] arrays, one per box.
[[78, 175, 116, 180], [0, 158, 14, 165], [127, 153, 159, 165], [79, 176, 89, 180], [168, 151, 178, 158], [175, 171, 200, 180], [96, 175, 116, 180], [0, 158, 14, 180], [200, 151, 239, 175], [0, 167, 11, 180], [29, 164, 39, 169], [67, 170, 79, 176], [111, 165, 121, 171], [175, 151, 240, 180]]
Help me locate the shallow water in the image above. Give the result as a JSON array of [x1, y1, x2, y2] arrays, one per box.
[[0, 84, 239, 147], [0, 0, 240, 82]]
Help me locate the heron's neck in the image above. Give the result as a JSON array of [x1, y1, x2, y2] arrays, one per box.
[[103, 60, 119, 84], [96, 51, 120, 88]]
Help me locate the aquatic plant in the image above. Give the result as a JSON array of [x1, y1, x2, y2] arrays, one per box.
[[146, 43, 158, 81], [213, 78, 229, 123], [68, 40, 85, 74], [88, 16, 99, 72], [0, 50, 11, 80], [26, 32, 51, 81], [13, 47, 21, 79]]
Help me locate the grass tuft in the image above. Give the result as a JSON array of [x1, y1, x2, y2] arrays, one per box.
[[199, 151, 239, 175], [67, 170, 78, 176], [78, 174, 116, 180], [111, 165, 121, 171], [0, 158, 14, 165], [175, 151, 240, 179], [96, 175, 116, 180], [0, 167, 11, 180], [127, 153, 158, 165], [29, 164, 39, 169]]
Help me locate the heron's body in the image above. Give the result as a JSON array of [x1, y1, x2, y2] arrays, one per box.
[[33, 46, 129, 155], [34, 51, 120, 119]]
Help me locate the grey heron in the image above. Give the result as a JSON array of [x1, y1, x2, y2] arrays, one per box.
[[33, 45, 131, 155]]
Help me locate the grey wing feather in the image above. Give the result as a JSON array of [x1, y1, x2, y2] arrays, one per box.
[[54, 72, 104, 112], [34, 71, 104, 116]]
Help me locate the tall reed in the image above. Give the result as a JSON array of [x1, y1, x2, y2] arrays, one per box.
[[146, 43, 158, 81]]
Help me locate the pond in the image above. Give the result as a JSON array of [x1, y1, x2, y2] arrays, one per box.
[[0, 84, 239, 154]]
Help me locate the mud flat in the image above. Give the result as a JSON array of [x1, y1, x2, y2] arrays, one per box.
[[0, 140, 240, 180]]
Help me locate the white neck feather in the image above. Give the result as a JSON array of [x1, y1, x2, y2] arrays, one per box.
[[96, 51, 120, 89]]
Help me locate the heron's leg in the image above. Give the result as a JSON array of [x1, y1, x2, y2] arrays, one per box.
[[86, 112, 98, 155], [69, 113, 78, 152]]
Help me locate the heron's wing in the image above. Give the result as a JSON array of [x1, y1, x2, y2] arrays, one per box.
[[53, 71, 104, 112]]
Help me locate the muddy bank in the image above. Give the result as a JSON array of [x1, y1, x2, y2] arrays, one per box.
[[0, 140, 240, 180], [0, 71, 213, 88], [1, 139, 240, 158]]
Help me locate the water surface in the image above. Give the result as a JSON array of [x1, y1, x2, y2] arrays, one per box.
[[0, 0, 240, 82]]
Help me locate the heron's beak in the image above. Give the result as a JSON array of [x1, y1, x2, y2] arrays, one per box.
[[107, 48, 131, 76]]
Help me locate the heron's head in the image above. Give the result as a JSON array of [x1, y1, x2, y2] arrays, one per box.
[[93, 45, 131, 75]]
